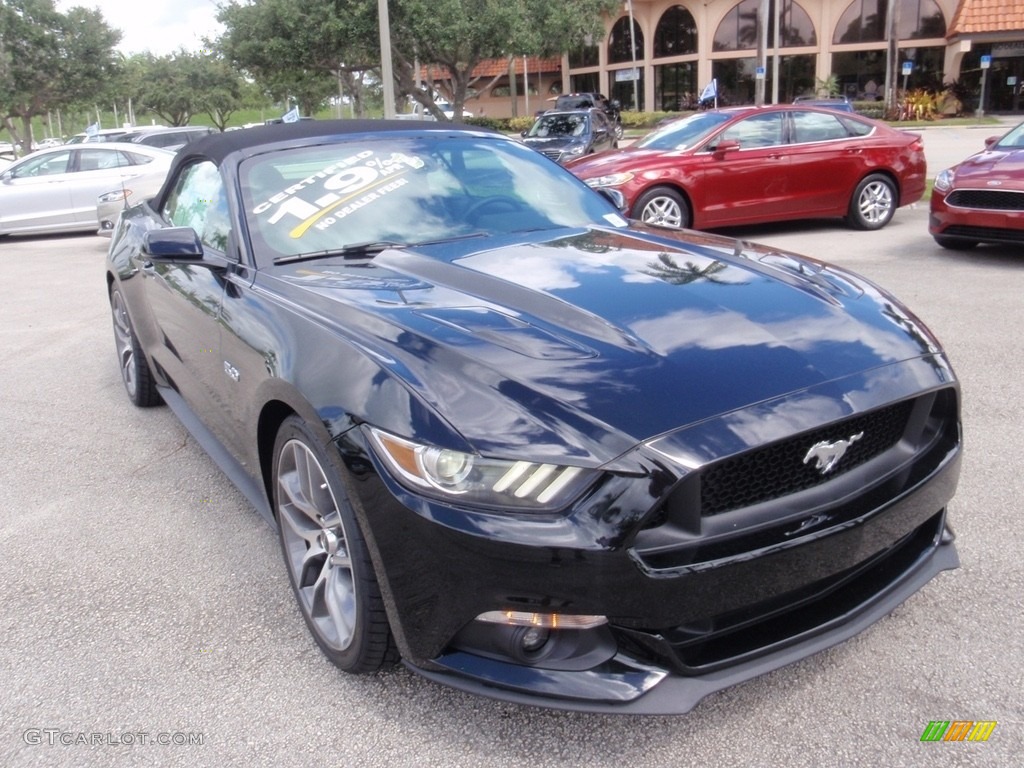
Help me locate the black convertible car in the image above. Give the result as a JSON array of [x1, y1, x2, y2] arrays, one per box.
[[106, 120, 961, 714]]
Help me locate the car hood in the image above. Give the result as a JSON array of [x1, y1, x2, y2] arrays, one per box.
[[269, 227, 944, 464], [952, 149, 1024, 187], [522, 136, 588, 152], [565, 147, 676, 176]]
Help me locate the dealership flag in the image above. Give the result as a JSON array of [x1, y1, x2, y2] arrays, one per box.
[[700, 79, 717, 104], [282, 107, 300, 123], [85, 122, 99, 137]]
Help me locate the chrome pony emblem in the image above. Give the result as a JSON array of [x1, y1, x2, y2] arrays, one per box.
[[803, 432, 864, 475]]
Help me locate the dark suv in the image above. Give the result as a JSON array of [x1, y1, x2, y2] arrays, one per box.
[[553, 93, 623, 138]]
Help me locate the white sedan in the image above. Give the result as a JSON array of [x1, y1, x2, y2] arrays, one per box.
[[0, 143, 173, 236]]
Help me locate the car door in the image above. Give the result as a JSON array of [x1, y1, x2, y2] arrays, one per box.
[[68, 147, 149, 223], [697, 111, 790, 227], [590, 111, 615, 152], [0, 149, 75, 232], [782, 110, 868, 217], [137, 160, 234, 433]]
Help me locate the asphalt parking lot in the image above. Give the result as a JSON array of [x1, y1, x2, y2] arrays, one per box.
[[2, 133, 1022, 766]]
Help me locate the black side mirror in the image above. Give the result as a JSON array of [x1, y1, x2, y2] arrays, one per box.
[[142, 227, 204, 261]]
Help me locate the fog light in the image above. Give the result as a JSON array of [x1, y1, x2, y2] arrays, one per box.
[[520, 626, 550, 652]]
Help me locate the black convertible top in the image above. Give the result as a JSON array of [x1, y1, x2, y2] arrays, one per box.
[[176, 119, 498, 167]]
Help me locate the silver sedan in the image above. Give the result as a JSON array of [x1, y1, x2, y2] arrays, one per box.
[[0, 143, 174, 236]]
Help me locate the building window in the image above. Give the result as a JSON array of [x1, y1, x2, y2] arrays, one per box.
[[713, 1, 816, 52], [656, 62, 699, 110], [655, 6, 698, 58], [569, 40, 599, 68], [833, 0, 945, 45], [608, 16, 644, 65]]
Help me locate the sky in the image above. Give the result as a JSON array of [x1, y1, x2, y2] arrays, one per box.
[[58, 0, 225, 57]]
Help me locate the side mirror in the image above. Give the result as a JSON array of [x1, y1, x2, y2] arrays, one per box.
[[610, 99, 622, 110], [984, 135, 1000, 149], [712, 140, 741, 158], [142, 227, 204, 262], [521, 130, 528, 137]]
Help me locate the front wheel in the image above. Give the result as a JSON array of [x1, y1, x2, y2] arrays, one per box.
[[634, 186, 690, 229], [110, 286, 161, 407], [273, 416, 396, 673], [848, 174, 897, 230]]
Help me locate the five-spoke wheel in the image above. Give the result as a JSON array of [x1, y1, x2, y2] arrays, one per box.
[[273, 416, 394, 672]]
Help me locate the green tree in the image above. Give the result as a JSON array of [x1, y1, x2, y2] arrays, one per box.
[[0, 0, 120, 153], [217, 0, 618, 122]]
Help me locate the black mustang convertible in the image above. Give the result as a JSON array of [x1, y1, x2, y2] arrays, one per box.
[[106, 120, 961, 714]]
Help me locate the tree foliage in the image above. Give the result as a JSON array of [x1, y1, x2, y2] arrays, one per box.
[[0, 0, 121, 152], [217, 0, 618, 121]]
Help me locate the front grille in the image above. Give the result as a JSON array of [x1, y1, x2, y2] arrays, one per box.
[[946, 189, 1024, 211], [539, 149, 562, 162], [700, 400, 914, 517]]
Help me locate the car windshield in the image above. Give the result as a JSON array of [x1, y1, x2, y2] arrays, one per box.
[[636, 112, 733, 151], [995, 122, 1024, 149], [240, 135, 626, 266], [526, 114, 588, 138]]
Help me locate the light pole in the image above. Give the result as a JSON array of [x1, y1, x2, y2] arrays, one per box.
[[626, 1, 639, 111], [378, 0, 396, 118]]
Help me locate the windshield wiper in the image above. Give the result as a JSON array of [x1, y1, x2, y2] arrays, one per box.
[[273, 241, 402, 265]]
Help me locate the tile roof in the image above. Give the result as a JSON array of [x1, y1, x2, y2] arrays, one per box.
[[949, 0, 1024, 35]]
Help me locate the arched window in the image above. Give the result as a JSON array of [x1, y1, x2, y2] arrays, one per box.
[[655, 6, 698, 58], [713, 1, 816, 52], [608, 16, 643, 65], [834, 0, 946, 45]]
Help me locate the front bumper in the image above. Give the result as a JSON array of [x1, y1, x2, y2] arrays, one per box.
[[930, 190, 1024, 245], [415, 522, 958, 714]]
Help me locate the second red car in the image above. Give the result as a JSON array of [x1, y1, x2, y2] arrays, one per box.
[[566, 105, 926, 232]]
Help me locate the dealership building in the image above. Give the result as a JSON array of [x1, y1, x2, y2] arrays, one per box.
[[463, 0, 1023, 116]]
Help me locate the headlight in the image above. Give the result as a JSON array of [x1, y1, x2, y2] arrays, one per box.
[[365, 427, 597, 511], [584, 172, 634, 189], [98, 189, 132, 205], [566, 144, 587, 156], [933, 169, 955, 192]]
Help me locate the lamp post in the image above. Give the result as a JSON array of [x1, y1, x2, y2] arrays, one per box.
[[378, 0, 396, 118], [626, 1, 639, 111]]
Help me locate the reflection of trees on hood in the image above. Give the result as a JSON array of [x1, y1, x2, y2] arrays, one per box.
[[643, 253, 729, 285]]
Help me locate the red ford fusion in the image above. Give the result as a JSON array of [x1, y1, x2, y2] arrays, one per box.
[[930, 120, 1024, 250], [566, 105, 926, 232]]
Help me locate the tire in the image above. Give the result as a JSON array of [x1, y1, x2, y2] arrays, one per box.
[[934, 235, 979, 251], [110, 286, 162, 407], [848, 173, 897, 230], [273, 416, 396, 673], [634, 186, 690, 229]]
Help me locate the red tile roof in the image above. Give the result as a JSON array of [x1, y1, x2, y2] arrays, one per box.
[[949, 0, 1024, 35]]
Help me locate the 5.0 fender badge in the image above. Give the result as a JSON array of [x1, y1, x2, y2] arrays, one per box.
[[803, 432, 864, 474]]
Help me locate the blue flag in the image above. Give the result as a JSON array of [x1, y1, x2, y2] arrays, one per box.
[[699, 79, 717, 102], [282, 107, 300, 124]]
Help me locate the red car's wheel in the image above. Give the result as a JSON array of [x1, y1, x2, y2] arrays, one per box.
[[635, 187, 690, 229]]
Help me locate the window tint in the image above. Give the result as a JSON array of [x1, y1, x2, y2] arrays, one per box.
[[163, 161, 231, 253], [125, 151, 158, 165], [78, 149, 133, 171], [792, 111, 850, 143], [720, 113, 784, 148], [12, 150, 72, 177]]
